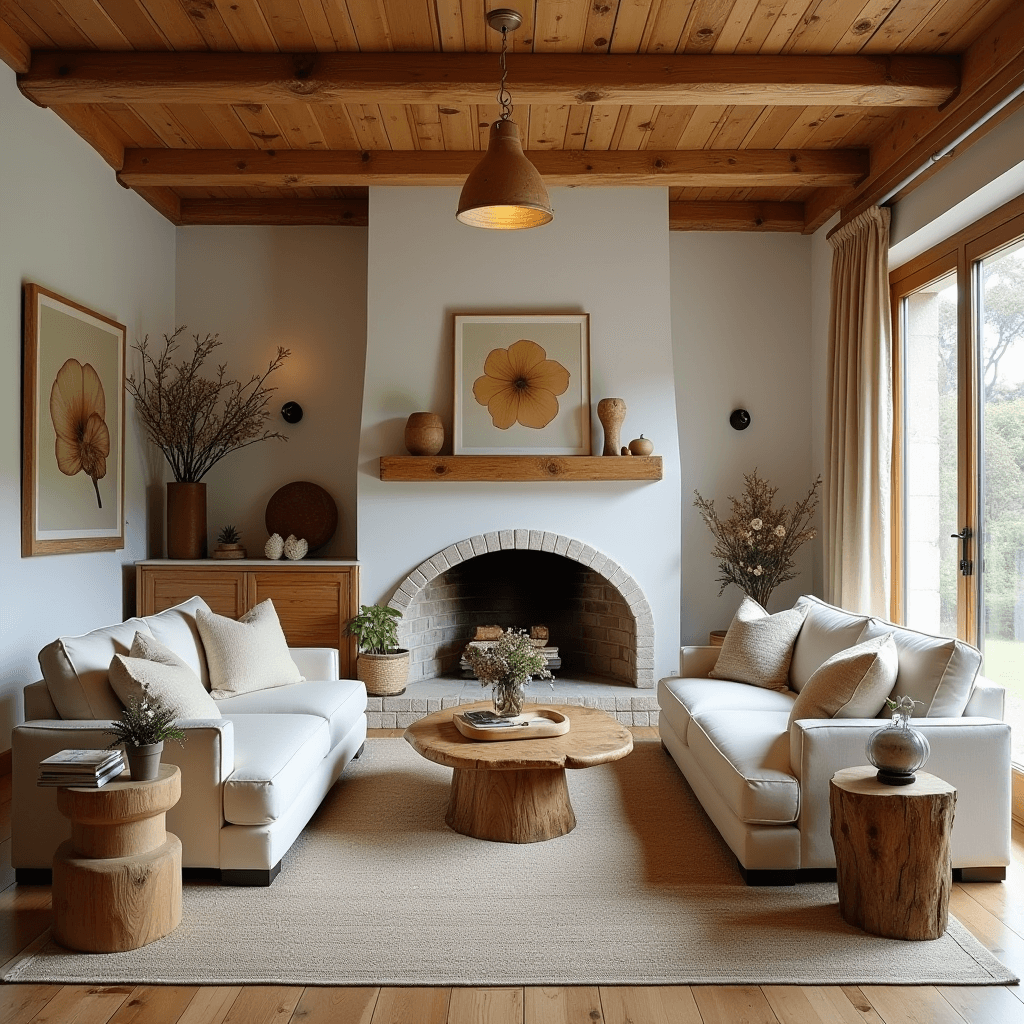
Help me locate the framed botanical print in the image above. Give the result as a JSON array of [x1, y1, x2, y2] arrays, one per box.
[[22, 284, 126, 555], [453, 313, 591, 455]]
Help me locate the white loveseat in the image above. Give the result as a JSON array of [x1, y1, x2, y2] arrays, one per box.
[[12, 596, 367, 886], [659, 595, 1012, 884]]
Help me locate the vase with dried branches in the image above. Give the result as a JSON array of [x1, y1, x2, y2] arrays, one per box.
[[126, 327, 289, 558], [693, 469, 821, 609]]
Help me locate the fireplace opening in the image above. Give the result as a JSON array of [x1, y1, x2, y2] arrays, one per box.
[[400, 549, 639, 686]]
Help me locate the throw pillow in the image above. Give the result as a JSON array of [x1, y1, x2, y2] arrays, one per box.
[[709, 596, 808, 691], [197, 599, 304, 700], [788, 632, 898, 728], [109, 632, 221, 720]]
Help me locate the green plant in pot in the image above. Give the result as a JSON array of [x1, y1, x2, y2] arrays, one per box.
[[346, 604, 410, 697], [107, 696, 186, 782]]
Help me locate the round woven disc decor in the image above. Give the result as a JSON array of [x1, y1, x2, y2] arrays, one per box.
[[265, 482, 338, 552]]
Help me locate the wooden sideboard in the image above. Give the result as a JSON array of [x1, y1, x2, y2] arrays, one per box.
[[136, 560, 360, 679]]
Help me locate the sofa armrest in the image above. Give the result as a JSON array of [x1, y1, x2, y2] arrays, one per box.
[[24, 679, 58, 720], [792, 717, 1011, 870], [289, 647, 339, 680], [680, 646, 719, 677], [12, 718, 235, 871], [964, 675, 1005, 719]]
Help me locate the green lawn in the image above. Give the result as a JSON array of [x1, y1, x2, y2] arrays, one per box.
[[983, 637, 1024, 698]]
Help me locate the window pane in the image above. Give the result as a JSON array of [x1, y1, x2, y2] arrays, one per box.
[[978, 239, 1024, 767], [903, 271, 958, 637]]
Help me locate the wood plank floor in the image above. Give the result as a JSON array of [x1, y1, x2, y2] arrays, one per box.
[[2, 729, 1022, 1024]]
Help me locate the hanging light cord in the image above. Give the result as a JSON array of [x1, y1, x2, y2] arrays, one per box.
[[497, 26, 513, 121]]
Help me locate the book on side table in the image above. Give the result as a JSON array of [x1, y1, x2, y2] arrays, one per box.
[[38, 749, 126, 788], [454, 708, 571, 741]]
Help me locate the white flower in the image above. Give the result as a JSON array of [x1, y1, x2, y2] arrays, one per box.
[[774, 525, 786, 537], [753, 565, 763, 576], [750, 518, 763, 530]]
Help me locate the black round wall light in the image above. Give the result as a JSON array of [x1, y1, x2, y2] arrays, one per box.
[[729, 408, 751, 431], [281, 402, 304, 424]]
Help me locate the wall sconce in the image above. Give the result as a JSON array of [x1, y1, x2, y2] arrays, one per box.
[[729, 409, 751, 430], [281, 402, 304, 424]]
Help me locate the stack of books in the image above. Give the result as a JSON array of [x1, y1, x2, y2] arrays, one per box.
[[460, 641, 562, 675], [37, 749, 125, 788]]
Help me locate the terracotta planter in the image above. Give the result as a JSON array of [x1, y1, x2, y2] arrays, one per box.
[[166, 482, 207, 559], [404, 412, 444, 456]]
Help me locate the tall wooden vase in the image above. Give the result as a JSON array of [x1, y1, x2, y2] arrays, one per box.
[[166, 482, 207, 559]]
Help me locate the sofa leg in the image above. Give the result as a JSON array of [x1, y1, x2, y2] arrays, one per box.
[[16, 868, 52, 885], [955, 866, 1006, 882], [353, 742, 366, 759], [738, 863, 797, 886], [221, 861, 282, 887]]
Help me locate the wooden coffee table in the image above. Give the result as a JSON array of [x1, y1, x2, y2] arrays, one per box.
[[404, 702, 633, 843]]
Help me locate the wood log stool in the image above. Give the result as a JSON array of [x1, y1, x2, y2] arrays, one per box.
[[829, 766, 956, 941], [52, 763, 182, 952]]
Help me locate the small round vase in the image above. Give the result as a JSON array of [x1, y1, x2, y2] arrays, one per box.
[[867, 699, 930, 786], [125, 741, 164, 782], [492, 679, 526, 718], [404, 412, 444, 456]]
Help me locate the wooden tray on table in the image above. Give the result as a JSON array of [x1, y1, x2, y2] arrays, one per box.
[[453, 707, 571, 742]]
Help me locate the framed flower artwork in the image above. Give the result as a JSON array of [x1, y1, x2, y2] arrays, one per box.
[[22, 284, 126, 556], [453, 313, 591, 455]]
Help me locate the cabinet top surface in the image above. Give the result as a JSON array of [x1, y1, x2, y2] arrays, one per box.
[[137, 559, 359, 567]]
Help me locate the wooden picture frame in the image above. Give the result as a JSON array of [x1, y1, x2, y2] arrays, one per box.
[[22, 284, 126, 556], [453, 313, 591, 456]]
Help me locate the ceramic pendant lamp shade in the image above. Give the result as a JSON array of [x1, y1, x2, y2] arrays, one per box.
[[457, 120, 553, 230]]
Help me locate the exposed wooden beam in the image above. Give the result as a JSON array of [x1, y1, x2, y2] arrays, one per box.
[[133, 187, 182, 224], [119, 149, 868, 189], [804, 1, 1024, 232], [669, 201, 805, 232], [51, 105, 125, 170], [20, 52, 959, 109], [0, 18, 29, 74], [179, 198, 368, 226]]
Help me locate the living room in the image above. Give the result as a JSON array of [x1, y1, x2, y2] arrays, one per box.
[[2, 1, 1024, 1021]]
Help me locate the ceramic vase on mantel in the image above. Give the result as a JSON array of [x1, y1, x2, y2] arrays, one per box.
[[404, 412, 444, 456], [597, 398, 627, 456], [166, 482, 207, 559], [125, 741, 163, 782]]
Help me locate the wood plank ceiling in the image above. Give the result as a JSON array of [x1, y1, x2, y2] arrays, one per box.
[[1, 0, 1023, 232]]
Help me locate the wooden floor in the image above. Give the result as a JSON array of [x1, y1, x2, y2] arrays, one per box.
[[2, 729, 1023, 1024]]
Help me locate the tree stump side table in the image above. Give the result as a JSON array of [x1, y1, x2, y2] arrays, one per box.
[[829, 765, 956, 941], [52, 763, 182, 952]]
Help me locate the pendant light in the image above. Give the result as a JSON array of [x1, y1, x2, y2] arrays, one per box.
[[456, 9, 553, 229]]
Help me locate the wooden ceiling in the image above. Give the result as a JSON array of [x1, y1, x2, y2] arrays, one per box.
[[1, 0, 1022, 232]]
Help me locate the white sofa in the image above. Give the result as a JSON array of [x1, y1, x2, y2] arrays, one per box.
[[12, 597, 367, 886], [659, 595, 1012, 884]]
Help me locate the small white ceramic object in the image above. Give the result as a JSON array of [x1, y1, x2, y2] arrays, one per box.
[[264, 533, 284, 559], [284, 534, 309, 560]]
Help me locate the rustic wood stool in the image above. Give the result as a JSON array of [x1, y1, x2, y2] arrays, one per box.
[[52, 763, 182, 952], [830, 765, 956, 940]]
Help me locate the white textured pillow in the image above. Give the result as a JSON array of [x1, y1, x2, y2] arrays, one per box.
[[709, 596, 808, 691], [197, 600, 303, 700], [109, 632, 221, 719], [788, 632, 898, 727]]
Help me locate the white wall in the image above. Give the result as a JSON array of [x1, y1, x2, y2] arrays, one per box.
[[671, 232, 816, 642], [359, 187, 682, 682], [175, 227, 368, 557], [0, 66, 175, 744]]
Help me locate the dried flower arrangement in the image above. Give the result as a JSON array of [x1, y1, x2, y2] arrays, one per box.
[[107, 696, 186, 749], [126, 326, 289, 483], [693, 470, 821, 608], [464, 628, 553, 716]]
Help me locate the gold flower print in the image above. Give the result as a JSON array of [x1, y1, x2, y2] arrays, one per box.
[[472, 339, 570, 430], [49, 358, 110, 508]]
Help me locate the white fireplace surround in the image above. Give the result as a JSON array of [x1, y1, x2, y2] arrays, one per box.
[[388, 529, 655, 688]]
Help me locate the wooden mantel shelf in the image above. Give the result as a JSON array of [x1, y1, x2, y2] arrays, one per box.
[[379, 455, 663, 482]]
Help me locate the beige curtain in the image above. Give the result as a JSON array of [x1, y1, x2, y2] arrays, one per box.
[[825, 205, 892, 617]]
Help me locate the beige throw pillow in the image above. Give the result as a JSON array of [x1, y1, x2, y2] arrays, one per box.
[[788, 632, 898, 727], [709, 596, 808, 691], [197, 599, 303, 700], [109, 632, 221, 720]]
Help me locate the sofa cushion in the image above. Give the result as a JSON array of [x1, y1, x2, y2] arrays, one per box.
[[788, 632, 898, 727], [198, 600, 304, 700], [39, 617, 153, 720], [142, 596, 212, 689], [789, 595, 871, 693], [109, 633, 221, 720], [860, 617, 982, 717], [215, 679, 365, 747], [222, 713, 331, 825], [709, 596, 807, 691], [658, 676, 796, 743], [686, 710, 799, 824]]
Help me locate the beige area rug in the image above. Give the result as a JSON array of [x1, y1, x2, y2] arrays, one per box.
[[4, 738, 1016, 987]]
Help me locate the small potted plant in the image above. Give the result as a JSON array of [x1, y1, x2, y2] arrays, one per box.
[[212, 524, 247, 559], [346, 604, 410, 696], [107, 696, 186, 781]]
